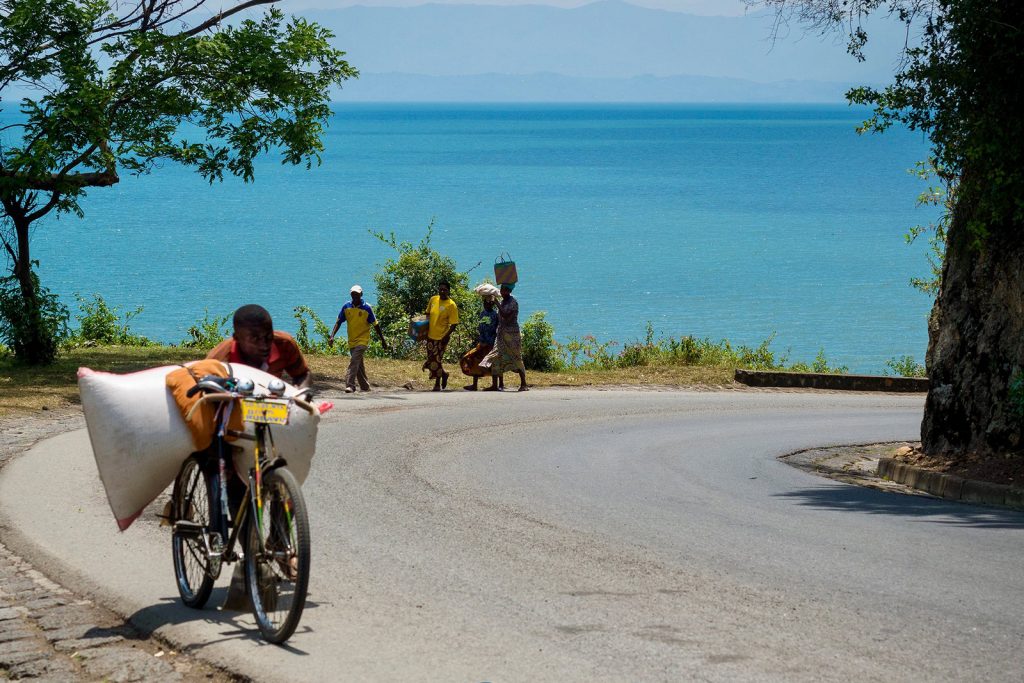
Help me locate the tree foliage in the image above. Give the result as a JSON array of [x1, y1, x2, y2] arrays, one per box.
[[370, 223, 481, 362], [750, 0, 1023, 247], [0, 0, 357, 363]]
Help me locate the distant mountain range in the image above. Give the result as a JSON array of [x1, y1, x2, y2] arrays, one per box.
[[309, 0, 904, 102], [337, 71, 859, 103]]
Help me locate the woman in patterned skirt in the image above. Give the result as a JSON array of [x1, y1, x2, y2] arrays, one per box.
[[480, 283, 528, 392], [423, 280, 460, 391], [460, 284, 501, 390]]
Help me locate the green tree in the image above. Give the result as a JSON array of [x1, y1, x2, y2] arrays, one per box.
[[751, 0, 1024, 459], [0, 0, 356, 363], [371, 223, 480, 362]]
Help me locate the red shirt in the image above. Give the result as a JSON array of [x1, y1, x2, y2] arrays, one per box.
[[206, 330, 308, 380]]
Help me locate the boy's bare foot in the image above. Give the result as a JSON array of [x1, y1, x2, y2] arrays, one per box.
[[518, 385, 529, 392], [482, 386, 501, 392]]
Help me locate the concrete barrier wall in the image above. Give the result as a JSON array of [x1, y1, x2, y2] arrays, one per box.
[[735, 369, 928, 392], [877, 457, 1024, 510]]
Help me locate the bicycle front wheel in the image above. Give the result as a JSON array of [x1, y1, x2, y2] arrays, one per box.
[[245, 466, 311, 644], [171, 456, 216, 608]]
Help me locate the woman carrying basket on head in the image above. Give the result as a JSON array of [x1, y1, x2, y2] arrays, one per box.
[[480, 282, 528, 392]]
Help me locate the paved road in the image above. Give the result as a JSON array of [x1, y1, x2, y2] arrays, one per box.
[[2, 389, 1023, 682]]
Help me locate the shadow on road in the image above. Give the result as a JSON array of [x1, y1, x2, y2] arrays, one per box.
[[775, 485, 1024, 529], [126, 592, 316, 654]]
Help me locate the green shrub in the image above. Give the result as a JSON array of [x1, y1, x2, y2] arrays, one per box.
[[522, 311, 562, 371], [370, 222, 479, 363], [180, 309, 230, 350], [811, 348, 849, 375], [558, 335, 619, 370], [294, 305, 345, 356], [543, 321, 849, 375], [737, 334, 782, 370], [618, 323, 659, 368], [884, 355, 927, 378], [0, 270, 68, 364], [66, 294, 153, 347]]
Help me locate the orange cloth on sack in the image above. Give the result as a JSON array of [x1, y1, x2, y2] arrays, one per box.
[[166, 359, 244, 451]]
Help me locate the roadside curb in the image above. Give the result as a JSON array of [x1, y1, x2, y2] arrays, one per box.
[[877, 458, 1024, 510], [735, 369, 928, 392]]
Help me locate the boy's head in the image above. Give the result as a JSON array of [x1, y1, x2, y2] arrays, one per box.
[[232, 304, 274, 368]]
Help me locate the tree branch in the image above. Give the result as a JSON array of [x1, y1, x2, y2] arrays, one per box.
[[25, 190, 61, 223], [0, 229, 17, 265], [176, 0, 277, 39], [0, 168, 119, 192]]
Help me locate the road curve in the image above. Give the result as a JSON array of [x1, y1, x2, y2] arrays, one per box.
[[1, 389, 1022, 682]]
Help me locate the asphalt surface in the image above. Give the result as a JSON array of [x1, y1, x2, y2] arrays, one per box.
[[2, 389, 1023, 682]]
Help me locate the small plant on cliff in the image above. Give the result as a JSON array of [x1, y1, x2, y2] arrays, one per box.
[[885, 355, 927, 378], [1009, 372, 1024, 420]]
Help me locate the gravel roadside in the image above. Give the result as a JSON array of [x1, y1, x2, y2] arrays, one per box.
[[0, 408, 242, 683]]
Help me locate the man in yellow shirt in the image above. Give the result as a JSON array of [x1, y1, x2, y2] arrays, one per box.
[[329, 285, 389, 393], [423, 280, 459, 391]]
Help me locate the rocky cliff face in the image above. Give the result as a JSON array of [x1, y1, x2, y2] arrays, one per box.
[[923, 192, 1024, 456]]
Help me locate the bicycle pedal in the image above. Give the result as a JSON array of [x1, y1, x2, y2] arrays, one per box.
[[173, 520, 205, 535]]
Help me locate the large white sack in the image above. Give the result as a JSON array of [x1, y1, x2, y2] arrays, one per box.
[[78, 363, 321, 531]]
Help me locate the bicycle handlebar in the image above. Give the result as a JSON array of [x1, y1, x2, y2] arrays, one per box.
[[184, 391, 318, 421], [186, 379, 233, 398]]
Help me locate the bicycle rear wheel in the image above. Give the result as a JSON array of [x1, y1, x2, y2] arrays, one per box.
[[171, 456, 216, 608], [245, 466, 310, 644]]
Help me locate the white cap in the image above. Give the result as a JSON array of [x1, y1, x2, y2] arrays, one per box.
[[350, 284, 363, 294]]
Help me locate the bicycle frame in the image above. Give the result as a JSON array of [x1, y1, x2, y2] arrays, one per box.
[[176, 404, 288, 576]]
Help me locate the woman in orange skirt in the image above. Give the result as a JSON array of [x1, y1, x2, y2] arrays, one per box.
[[461, 284, 500, 390]]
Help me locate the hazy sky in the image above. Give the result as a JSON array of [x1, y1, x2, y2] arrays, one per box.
[[285, 0, 750, 16]]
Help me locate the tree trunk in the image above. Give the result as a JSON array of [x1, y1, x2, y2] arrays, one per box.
[[1, 197, 57, 364], [922, 190, 1024, 456]]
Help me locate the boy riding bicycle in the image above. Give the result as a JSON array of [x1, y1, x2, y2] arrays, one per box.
[[203, 304, 312, 609]]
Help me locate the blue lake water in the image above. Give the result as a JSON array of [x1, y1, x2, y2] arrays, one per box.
[[25, 103, 937, 373]]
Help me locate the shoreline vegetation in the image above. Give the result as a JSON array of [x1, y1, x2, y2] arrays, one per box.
[[0, 302, 924, 417], [0, 228, 926, 416]]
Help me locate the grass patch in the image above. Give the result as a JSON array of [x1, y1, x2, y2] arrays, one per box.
[[0, 346, 199, 415], [2, 344, 738, 417], [307, 354, 735, 392]]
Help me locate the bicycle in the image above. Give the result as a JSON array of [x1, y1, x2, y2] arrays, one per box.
[[169, 374, 315, 644]]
